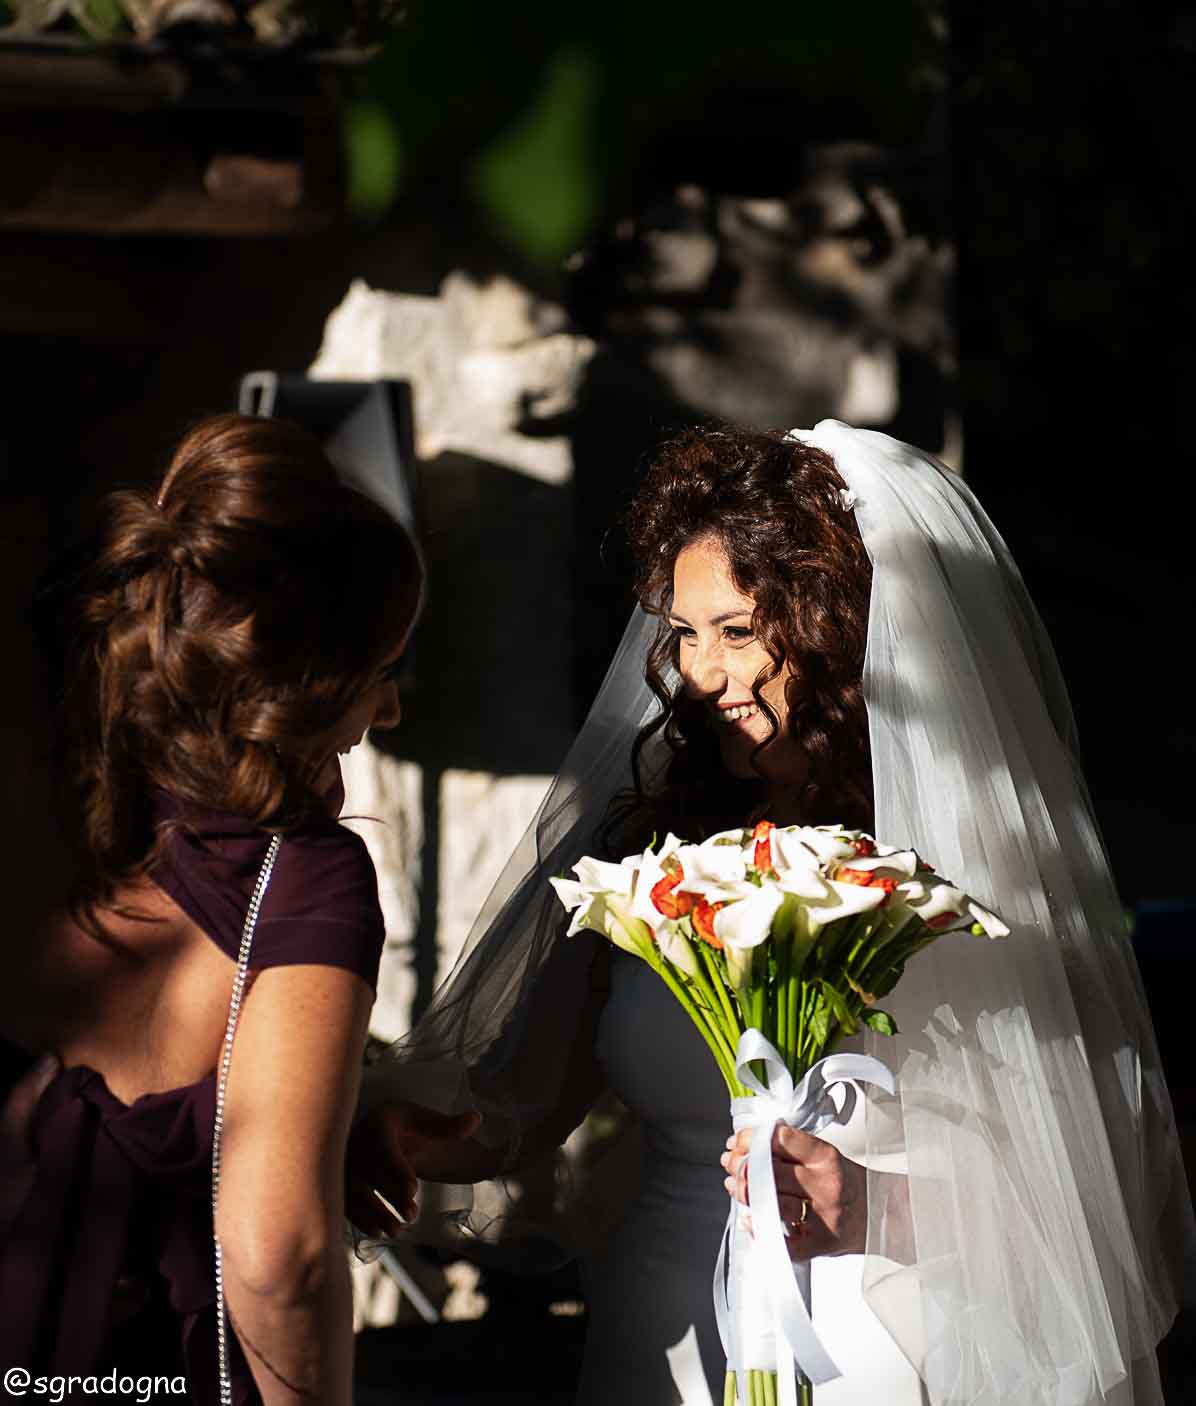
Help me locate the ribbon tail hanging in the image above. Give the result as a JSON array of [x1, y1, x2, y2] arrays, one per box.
[[716, 1032, 897, 1399]]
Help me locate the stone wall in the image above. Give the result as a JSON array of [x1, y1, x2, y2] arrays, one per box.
[[312, 273, 594, 1042]]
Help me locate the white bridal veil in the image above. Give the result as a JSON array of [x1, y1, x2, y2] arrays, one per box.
[[800, 421, 1193, 1406], [366, 420, 1193, 1405]]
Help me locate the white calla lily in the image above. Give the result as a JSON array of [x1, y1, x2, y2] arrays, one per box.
[[573, 855, 635, 897], [551, 855, 638, 939], [656, 921, 701, 977], [675, 841, 748, 897], [628, 844, 669, 932], [724, 943, 755, 993], [713, 884, 784, 949], [601, 893, 656, 959], [551, 887, 655, 958], [806, 879, 892, 925], [704, 827, 750, 848], [897, 876, 968, 929], [770, 828, 834, 899], [548, 877, 592, 935], [798, 826, 860, 866], [654, 833, 686, 864], [967, 900, 1010, 938], [839, 849, 919, 879]]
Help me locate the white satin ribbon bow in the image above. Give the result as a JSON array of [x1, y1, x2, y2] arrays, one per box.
[[713, 1029, 895, 1406]]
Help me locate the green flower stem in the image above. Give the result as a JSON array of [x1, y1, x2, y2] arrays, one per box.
[[841, 913, 878, 971], [683, 952, 742, 1075], [700, 942, 743, 1045], [651, 956, 739, 1092], [762, 978, 774, 1048], [786, 966, 802, 1078], [814, 914, 856, 976], [751, 981, 769, 1079], [799, 983, 817, 1066], [847, 910, 919, 985], [775, 936, 791, 1066], [725, 1365, 807, 1405], [854, 921, 932, 993]]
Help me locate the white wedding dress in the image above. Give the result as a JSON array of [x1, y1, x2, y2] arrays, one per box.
[[578, 951, 926, 1406]]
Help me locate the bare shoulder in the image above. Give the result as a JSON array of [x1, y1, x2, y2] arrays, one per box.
[[4, 880, 238, 1100]]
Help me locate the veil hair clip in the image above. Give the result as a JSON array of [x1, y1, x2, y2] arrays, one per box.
[[785, 428, 858, 514]]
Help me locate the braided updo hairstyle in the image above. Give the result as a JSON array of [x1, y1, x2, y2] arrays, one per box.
[[52, 412, 423, 913], [607, 425, 873, 850]]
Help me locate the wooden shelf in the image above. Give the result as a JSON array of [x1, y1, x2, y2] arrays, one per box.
[[0, 37, 352, 234]]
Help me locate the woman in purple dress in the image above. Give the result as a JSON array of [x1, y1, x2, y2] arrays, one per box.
[[0, 414, 422, 1406]]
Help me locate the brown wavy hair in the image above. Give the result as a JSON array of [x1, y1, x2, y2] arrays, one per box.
[[605, 425, 873, 851], [49, 412, 423, 914]]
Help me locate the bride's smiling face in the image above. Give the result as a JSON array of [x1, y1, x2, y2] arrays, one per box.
[[670, 536, 806, 788]]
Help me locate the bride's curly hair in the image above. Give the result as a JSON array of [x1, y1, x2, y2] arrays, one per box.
[[604, 425, 873, 851], [46, 412, 423, 914]]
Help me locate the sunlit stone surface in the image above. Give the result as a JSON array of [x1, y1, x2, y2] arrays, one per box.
[[436, 770, 553, 987], [312, 272, 586, 1046], [309, 273, 595, 486], [339, 746, 424, 1045]]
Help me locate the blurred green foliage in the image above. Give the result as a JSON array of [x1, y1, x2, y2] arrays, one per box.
[[469, 44, 598, 266], [76, 0, 125, 42], [349, 0, 944, 265], [344, 99, 406, 218]]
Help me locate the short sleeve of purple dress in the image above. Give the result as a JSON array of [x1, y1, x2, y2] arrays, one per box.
[[0, 790, 385, 1404]]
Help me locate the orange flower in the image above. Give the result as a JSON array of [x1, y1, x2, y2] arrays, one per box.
[[851, 837, 876, 858], [752, 820, 776, 875], [692, 898, 725, 949], [836, 865, 898, 903], [650, 861, 697, 919]]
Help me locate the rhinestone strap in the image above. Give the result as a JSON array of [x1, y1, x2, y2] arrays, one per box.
[[211, 834, 282, 1406]]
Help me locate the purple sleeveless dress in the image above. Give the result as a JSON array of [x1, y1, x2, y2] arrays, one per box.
[[0, 791, 385, 1403]]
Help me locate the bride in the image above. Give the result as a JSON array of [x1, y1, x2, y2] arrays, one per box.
[[355, 421, 1194, 1405]]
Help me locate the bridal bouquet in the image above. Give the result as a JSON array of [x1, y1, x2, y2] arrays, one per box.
[[551, 821, 1008, 1406]]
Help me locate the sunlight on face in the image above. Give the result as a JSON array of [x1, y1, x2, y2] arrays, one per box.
[[670, 538, 806, 794]]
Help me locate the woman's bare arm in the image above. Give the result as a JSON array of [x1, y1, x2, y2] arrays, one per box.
[[217, 963, 372, 1406]]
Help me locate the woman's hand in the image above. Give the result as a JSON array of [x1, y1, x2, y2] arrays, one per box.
[[345, 1103, 482, 1239], [721, 1125, 867, 1260]]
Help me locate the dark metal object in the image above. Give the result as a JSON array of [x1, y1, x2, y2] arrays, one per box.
[[237, 373, 419, 539]]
